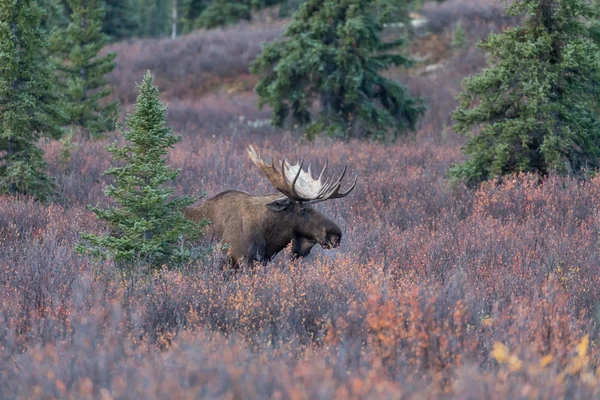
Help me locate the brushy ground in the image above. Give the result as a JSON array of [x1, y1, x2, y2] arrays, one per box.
[[2, 1, 600, 398]]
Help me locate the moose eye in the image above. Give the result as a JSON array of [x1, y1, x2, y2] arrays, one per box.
[[301, 208, 309, 217]]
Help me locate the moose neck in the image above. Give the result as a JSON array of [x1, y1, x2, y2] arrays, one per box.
[[261, 201, 298, 259]]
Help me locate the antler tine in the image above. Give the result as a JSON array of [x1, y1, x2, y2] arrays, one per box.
[[316, 166, 346, 199], [248, 145, 297, 200], [336, 165, 347, 186], [249, 145, 356, 203], [338, 175, 358, 196], [291, 159, 304, 187], [309, 165, 358, 204], [316, 178, 332, 198], [320, 183, 340, 200], [290, 158, 304, 199], [318, 159, 328, 182], [317, 174, 337, 198]]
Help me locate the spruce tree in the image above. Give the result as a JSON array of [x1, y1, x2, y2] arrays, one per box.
[[451, 0, 600, 185], [0, 0, 63, 201], [78, 72, 202, 267], [52, 0, 118, 138], [278, 0, 303, 18], [194, 0, 284, 29], [195, 0, 252, 29], [102, 0, 140, 41], [138, 0, 171, 37], [451, 20, 466, 49], [180, 0, 210, 33], [37, 0, 68, 32], [251, 0, 425, 140]]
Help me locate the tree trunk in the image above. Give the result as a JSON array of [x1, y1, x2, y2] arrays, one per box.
[[8, 2, 21, 195], [7, 139, 17, 195], [171, 0, 177, 39], [80, 0, 88, 128]]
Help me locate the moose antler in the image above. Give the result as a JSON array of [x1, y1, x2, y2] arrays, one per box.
[[247, 145, 357, 203]]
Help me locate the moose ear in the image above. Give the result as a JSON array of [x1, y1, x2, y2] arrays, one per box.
[[266, 198, 292, 212]]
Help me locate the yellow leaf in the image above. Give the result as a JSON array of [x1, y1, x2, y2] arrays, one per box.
[[539, 354, 553, 368], [577, 335, 589, 358], [481, 317, 492, 328], [566, 357, 587, 375], [508, 355, 522, 372], [491, 342, 509, 363]]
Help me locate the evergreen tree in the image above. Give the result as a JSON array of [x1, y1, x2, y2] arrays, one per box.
[[78, 72, 203, 267], [194, 0, 284, 29], [37, 0, 68, 32], [138, 0, 171, 37], [451, 20, 466, 49], [195, 0, 252, 29], [52, 0, 118, 138], [180, 0, 210, 33], [278, 0, 300, 17], [251, 0, 425, 140], [0, 0, 63, 201], [451, 0, 600, 185], [102, 0, 140, 41], [374, 0, 412, 24]]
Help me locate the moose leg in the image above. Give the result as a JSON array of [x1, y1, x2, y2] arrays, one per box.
[[245, 235, 267, 266]]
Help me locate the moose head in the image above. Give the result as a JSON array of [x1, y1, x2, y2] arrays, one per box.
[[247, 145, 357, 257]]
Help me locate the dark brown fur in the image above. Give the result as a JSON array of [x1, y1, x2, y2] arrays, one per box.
[[184, 190, 342, 266]]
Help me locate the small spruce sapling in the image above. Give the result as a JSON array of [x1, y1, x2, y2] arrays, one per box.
[[451, 20, 466, 49], [78, 71, 204, 268]]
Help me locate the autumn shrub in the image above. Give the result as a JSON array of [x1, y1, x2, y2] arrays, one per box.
[[164, 94, 272, 133], [106, 23, 284, 104], [3, 123, 600, 397], [385, 0, 521, 140], [421, 0, 517, 37]]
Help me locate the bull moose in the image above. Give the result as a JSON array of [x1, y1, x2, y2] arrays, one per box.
[[184, 146, 357, 266]]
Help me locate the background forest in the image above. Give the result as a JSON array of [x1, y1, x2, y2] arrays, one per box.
[[2, 0, 600, 398]]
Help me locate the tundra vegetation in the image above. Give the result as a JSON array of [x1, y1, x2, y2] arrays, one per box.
[[2, 0, 600, 398]]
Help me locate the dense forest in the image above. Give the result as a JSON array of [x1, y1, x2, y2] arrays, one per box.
[[41, 0, 308, 39]]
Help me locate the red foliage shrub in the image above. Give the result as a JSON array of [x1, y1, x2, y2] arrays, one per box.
[[3, 128, 600, 397], [106, 23, 284, 104]]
